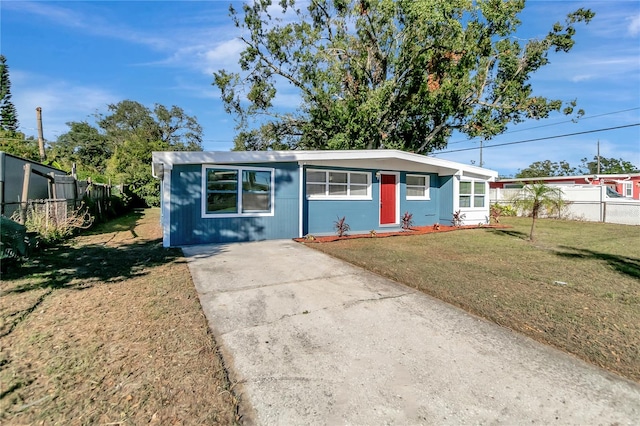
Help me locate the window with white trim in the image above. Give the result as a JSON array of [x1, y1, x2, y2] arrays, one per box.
[[203, 166, 274, 217], [406, 174, 430, 200], [306, 169, 371, 199], [623, 182, 632, 198], [459, 180, 486, 208]]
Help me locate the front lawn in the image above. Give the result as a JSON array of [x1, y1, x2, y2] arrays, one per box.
[[309, 217, 640, 382], [0, 209, 239, 424]]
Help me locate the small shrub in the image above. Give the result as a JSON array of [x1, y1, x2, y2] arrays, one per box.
[[401, 211, 414, 231], [14, 203, 94, 245], [432, 223, 440, 230], [451, 210, 466, 227], [369, 230, 377, 237], [490, 203, 503, 223], [334, 216, 350, 237], [501, 204, 517, 217]]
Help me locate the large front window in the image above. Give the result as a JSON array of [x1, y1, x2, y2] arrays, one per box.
[[203, 166, 274, 217], [460, 180, 486, 208], [306, 169, 371, 199]]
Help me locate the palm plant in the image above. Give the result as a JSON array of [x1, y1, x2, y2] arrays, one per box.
[[513, 183, 564, 241]]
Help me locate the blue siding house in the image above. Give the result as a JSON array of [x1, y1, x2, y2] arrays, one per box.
[[151, 150, 498, 247]]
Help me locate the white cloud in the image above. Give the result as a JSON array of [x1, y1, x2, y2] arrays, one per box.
[[199, 38, 247, 74], [627, 14, 640, 36], [144, 36, 246, 77], [571, 74, 596, 83]]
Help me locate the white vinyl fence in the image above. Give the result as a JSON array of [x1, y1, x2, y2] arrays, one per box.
[[490, 185, 640, 226]]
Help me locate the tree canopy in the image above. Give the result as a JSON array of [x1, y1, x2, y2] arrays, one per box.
[[515, 157, 639, 178], [50, 100, 203, 206], [515, 160, 578, 178], [214, 0, 594, 152], [0, 55, 19, 133], [0, 130, 40, 161], [580, 156, 639, 174]]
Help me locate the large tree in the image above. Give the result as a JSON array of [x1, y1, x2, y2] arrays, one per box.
[[97, 100, 204, 151], [51, 100, 203, 205], [580, 156, 639, 174], [0, 55, 19, 133], [515, 160, 578, 178], [0, 130, 40, 161], [50, 121, 110, 180], [214, 0, 594, 152]]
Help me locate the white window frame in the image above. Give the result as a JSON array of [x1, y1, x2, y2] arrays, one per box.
[[201, 164, 275, 218], [406, 174, 430, 200], [305, 169, 372, 200], [623, 182, 633, 198], [459, 179, 487, 209]]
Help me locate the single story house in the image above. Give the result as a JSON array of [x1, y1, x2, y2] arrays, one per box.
[[490, 173, 640, 200], [151, 150, 498, 247]]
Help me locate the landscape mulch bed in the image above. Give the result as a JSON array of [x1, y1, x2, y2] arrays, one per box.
[[294, 224, 509, 243]]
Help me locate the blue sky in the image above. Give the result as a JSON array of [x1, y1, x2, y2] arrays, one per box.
[[2, 0, 639, 176]]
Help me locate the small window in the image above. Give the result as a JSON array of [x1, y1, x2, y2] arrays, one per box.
[[203, 166, 274, 217], [242, 170, 272, 212], [623, 182, 633, 198], [306, 169, 371, 199], [474, 182, 485, 207], [329, 171, 348, 196], [459, 180, 486, 209], [206, 169, 238, 213], [459, 181, 471, 208], [406, 174, 430, 200]]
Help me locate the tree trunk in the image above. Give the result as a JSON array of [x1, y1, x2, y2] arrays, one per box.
[[529, 214, 536, 241]]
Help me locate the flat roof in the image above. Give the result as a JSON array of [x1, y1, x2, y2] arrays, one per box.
[[497, 173, 640, 183], [152, 149, 498, 179]]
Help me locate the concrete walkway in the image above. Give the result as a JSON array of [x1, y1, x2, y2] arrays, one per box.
[[183, 240, 640, 425]]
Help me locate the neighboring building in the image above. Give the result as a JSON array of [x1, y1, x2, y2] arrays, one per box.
[[0, 151, 68, 218], [151, 150, 498, 247], [490, 173, 640, 200]]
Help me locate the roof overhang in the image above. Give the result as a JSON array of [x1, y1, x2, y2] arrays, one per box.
[[497, 173, 640, 184], [152, 149, 498, 180]]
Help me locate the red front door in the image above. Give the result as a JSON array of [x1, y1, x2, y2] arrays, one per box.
[[380, 174, 396, 225]]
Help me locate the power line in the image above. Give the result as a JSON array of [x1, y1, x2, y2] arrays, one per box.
[[447, 107, 640, 146], [433, 123, 640, 155]]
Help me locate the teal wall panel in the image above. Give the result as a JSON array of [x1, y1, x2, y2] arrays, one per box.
[[438, 175, 454, 224], [169, 162, 299, 245], [167, 160, 455, 244], [303, 168, 443, 235]]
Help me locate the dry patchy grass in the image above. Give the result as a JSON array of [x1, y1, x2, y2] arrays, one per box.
[[310, 217, 640, 382], [0, 208, 239, 425]]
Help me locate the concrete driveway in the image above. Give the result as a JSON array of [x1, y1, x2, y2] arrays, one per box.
[[183, 239, 640, 425]]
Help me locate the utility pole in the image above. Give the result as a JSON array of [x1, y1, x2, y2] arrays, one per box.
[[36, 106, 46, 162], [596, 140, 600, 174], [479, 140, 484, 168]]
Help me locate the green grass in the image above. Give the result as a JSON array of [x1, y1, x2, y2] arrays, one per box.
[[0, 209, 239, 424], [310, 217, 640, 382]]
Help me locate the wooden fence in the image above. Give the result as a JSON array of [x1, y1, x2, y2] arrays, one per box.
[[6, 164, 116, 225]]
